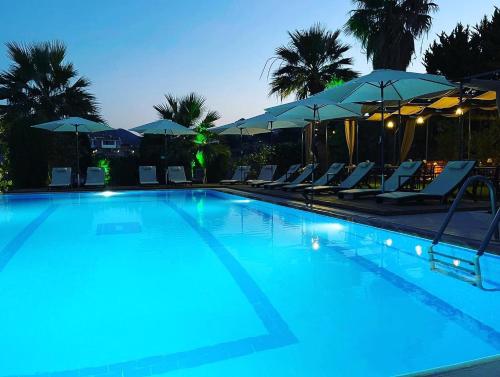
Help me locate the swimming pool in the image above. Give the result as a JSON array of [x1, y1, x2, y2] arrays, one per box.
[[1, 189, 500, 376]]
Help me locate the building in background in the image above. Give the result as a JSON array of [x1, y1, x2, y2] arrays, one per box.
[[90, 128, 141, 157]]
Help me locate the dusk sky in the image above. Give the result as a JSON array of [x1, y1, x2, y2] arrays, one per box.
[[2, 0, 497, 128]]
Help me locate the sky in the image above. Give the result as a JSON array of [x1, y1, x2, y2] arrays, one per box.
[[2, 0, 498, 128]]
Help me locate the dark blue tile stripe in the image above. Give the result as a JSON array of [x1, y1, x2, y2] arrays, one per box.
[[165, 200, 297, 343], [328, 243, 500, 350], [0, 204, 58, 272]]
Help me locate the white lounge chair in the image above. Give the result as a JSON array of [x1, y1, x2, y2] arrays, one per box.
[[247, 165, 277, 185], [220, 166, 250, 184], [302, 161, 375, 195], [337, 161, 422, 199], [166, 166, 192, 185], [85, 167, 105, 187], [251, 164, 301, 187], [376, 160, 476, 203], [49, 167, 72, 188], [264, 163, 317, 189], [283, 162, 345, 191], [139, 166, 159, 185]]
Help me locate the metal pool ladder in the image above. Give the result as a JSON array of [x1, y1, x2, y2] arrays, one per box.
[[428, 176, 500, 289]]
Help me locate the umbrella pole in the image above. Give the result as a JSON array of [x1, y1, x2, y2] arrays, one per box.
[[325, 120, 328, 167], [468, 110, 472, 160], [356, 122, 359, 164], [164, 130, 168, 180], [425, 118, 429, 161], [458, 82, 464, 159], [240, 128, 243, 181], [75, 126, 80, 187], [269, 121, 273, 164], [310, 105, 318, 208], [380, 84, 385, 193], [301, 128, 304, 166]]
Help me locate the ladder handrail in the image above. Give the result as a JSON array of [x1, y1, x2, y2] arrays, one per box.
[[431, 175, 499, 256]]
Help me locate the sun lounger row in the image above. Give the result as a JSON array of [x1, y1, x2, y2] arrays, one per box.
[[237, 159, 476, 204], [139, 165, 200, 185], [49, 167, 105, 188], [49, 165, 201, 187]]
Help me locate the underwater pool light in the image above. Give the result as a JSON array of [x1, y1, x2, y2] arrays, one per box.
[[98, 191, 118, 198]]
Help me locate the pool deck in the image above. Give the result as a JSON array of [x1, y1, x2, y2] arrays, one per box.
[[6, 183, 500, 253]]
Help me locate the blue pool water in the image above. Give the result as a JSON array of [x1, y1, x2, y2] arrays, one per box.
[[1, 189, 500, 377]]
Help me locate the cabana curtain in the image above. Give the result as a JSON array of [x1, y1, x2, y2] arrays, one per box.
[[344, 119, 356, 165], [400, 118, 417, 162]]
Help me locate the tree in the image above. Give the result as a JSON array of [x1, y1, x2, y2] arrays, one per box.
[[266, 24, 358, 100], [265, 24, 358, 165], [422, 24, 479, 79], [346, 0, 438, 70], [423, 7, 500, 78], [0, 41, 102, 188], [154, 92, 219, 128], [152, 92, 221, 174]]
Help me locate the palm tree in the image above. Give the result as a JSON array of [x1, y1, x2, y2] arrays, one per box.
[[154, 92, 219, 129], [345, 0, 438, 70], [266, 24, 358, 99], [0, 41, 101, 121], [0, 41, 101, 188], [153, 92, 220, 170], [265, 24, 358, 164]]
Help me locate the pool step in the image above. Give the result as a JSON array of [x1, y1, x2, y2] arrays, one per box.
[[428, 248, 483, 288]]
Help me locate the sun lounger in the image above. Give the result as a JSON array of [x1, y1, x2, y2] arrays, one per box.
[[49, 167, 72, 188], [251, 164, 301, 187], [139, 166, 159, 185], [282, 163, 345, 191], [220, 166, 250, 184], [302, 161, 375, 195], [337, 161, 422, 199], [247, 165, 277, 185], [376, 160, 476, 203], [84, 167, 105, 187], [167, 166, 192, 185], [264, 163, 317, 189]]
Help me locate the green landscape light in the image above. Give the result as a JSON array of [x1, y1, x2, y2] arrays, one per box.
[[97, 158, 111, 183]]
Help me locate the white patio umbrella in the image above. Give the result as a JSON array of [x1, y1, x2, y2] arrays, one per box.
[[130, 119, 197, 136], [210, 118, 269, 166], [210, 114, 308, 164], [332, 69, 456, 191], [266, 96, 363, 170], [130, 119, 197, 166], [32, 116, 113, 186]]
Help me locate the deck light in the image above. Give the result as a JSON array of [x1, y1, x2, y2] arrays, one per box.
[[416, 116, 424, 125], [384, 238, 393, 247]]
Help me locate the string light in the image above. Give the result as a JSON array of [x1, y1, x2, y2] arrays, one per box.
[[455, 107, 463, 115], [416, 116, 424, 125], [386, 121, 394, 129]]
